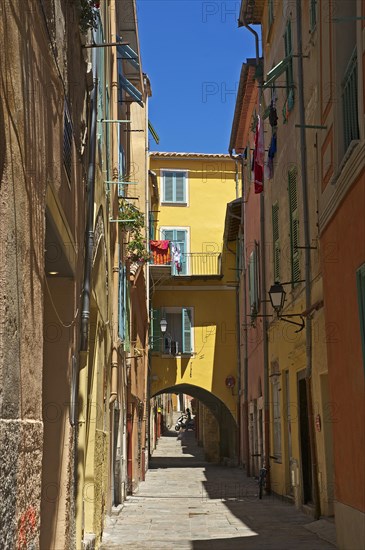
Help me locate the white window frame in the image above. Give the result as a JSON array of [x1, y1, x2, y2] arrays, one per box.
[[160, 226, 190, 275], [161, 306, 194, 356], [160, 169, 189, 206]]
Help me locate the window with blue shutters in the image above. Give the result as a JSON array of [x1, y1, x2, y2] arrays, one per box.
[[161, 171, 187, 204], [161, 228, 188, 275]]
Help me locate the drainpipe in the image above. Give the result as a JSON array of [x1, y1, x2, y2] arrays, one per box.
[[296, 0, 320, 519], [229, 152, 243, 464], [109, 0, 120, 407], [241, 16, 270, 488], [76, 35, 98, 548], [80, 47, 98, 353]]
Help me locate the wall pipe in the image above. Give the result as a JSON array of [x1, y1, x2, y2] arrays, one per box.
[[109, 0, 120, 406], [80, 47, 98, 353], [295, 0, 320, 519], [241, 16, 270, 489]]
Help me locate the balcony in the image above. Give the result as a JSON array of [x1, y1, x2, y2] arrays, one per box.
[[149, 241, 222, 284]]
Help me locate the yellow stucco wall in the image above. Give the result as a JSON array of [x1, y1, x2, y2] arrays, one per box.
[[150, 155, 239, 420]]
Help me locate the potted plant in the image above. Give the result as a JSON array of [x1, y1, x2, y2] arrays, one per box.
[[119, 201, 151, 263], [77, 0, 100, 34]]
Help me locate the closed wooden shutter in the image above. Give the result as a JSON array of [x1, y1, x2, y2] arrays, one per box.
[[288, 169, 300, 285], [272, 203, 280, 282], [175, 173, 186, 202]]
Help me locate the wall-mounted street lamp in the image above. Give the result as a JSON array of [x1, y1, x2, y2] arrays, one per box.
[[160, 318, 167, 333], [268, 282, 305, 333]]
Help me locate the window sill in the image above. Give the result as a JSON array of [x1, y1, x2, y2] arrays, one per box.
[[161, 201, 188, 207]]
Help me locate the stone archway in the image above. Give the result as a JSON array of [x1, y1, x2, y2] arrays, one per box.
[[152, 383, 238, 463]]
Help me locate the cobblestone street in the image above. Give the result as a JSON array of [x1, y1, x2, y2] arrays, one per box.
[[101, 427, 336, 549]]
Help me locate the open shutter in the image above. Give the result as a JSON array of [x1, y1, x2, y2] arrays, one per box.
[[175, 173, 186, 202], [272, 203, 280, 282], [118, 264, 125, 340], [249, 250, 257, 314], [182, 308, 192, 354], [124, 275, 131, 353], [288, 169, 300, 285], [356, 264, 365, 371], [150, 308, 161, 352], [284, 20, 294, 94]]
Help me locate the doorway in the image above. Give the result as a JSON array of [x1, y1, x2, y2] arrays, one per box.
[[298, 373, 312, 504]]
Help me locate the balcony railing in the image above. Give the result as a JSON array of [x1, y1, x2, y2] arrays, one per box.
[[342, 48, 359, 152], [150, 243, 222, 277]]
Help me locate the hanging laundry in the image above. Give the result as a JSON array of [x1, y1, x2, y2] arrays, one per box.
[[256, 115, 265, 167], [269, 99, 278, 127], [253, 114, 264, 193], [171, 243, 182, 273], [268, 134, 277, 159]]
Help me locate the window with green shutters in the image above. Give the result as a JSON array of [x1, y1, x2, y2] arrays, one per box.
[[150, 307, 193, 355], [284, 20, 294, 96], [356, 264, 365, 372], [272, 202, 280, 282], [162, 171, 187, 204], [288, 169, 300, 285]]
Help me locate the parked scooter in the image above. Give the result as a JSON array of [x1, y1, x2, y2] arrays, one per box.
[[174, 412, 195, 431]]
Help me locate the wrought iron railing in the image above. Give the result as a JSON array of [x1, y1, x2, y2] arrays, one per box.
[[342, 48, 359, 152], [150, 248, 222, 276]]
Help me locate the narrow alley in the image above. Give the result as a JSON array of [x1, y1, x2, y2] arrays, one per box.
[[101, 421, 336, 550]]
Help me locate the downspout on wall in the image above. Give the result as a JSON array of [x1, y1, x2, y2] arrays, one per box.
[[109, 0, 120, 407], [76, 37, 98, 546]]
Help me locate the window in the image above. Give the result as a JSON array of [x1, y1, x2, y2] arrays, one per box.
[[161, 171, 187, 204], [150, 307, 193, 355], [161, 228, 188, 275], [272, 203, 280, 282], [288, 168, 300, 285], [284, 21, 294, 97], [248, 242, 260, 317], [310, 0, 317, 31], [63, 101, 73, 184], [356, 264, 365, 371]]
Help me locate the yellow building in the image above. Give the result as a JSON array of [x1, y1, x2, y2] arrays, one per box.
[[149, 153, 240, 461]]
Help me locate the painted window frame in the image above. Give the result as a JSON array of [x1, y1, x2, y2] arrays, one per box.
[[160, 169, 189, 205]]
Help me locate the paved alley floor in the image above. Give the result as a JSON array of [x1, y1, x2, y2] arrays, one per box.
[[101, 429, 336, 550]]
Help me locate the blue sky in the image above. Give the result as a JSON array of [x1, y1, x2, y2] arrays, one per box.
[[137, 1, 260, 154]]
